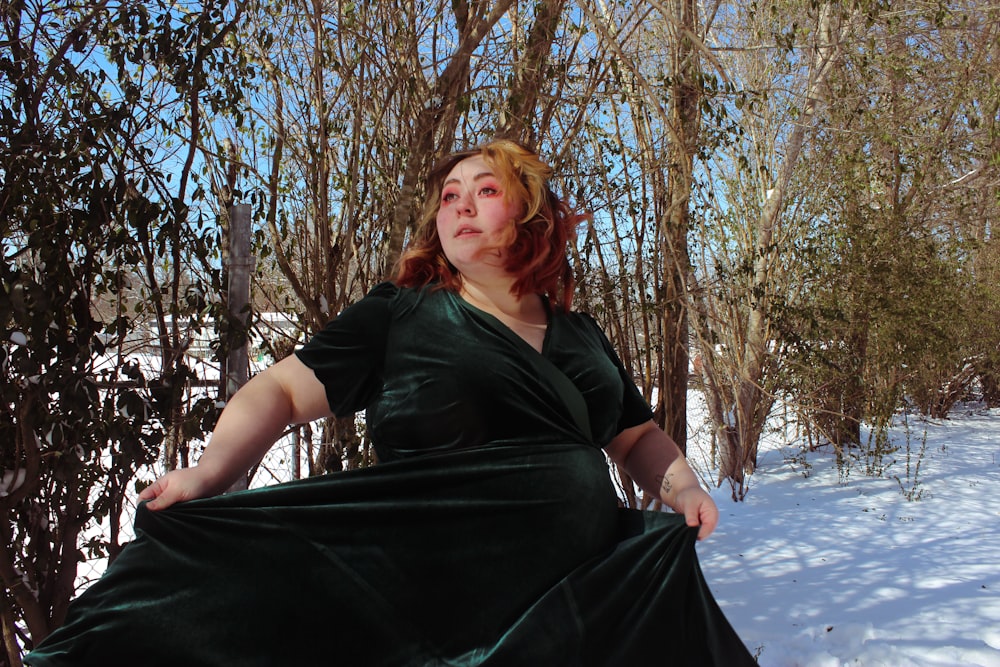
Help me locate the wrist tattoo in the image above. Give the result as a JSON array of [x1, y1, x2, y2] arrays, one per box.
[[656, 473, 674, 495]]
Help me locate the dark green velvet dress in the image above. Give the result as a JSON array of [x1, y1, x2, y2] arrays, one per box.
[[25, 283, 755, 666]]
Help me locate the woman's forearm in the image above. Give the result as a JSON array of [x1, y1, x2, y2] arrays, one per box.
[[141, 355, 331, 509], [654, 456, 705, 511], [614, 424, 702, 512], [193, 371, 297, 493], [609, 421, 719, 539]]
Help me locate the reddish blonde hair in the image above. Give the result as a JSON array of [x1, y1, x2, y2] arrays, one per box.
[[394, 139, 583, 312]]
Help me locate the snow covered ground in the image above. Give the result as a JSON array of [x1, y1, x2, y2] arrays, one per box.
[[693, 403, 1000, 666]]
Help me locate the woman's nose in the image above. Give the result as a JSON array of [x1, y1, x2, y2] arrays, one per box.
[[456, 194, 475, 215]]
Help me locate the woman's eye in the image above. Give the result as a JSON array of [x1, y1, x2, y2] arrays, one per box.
[[479, 186, 499, 196], [442, 192, 458, 202]]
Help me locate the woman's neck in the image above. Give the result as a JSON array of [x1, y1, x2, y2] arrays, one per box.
[[459, 278, 546, 326]]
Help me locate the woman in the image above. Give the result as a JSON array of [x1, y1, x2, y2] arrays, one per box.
[[26, 140, 754, 666]]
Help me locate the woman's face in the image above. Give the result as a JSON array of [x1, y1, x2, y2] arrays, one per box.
[[435, 155, 522, 277]]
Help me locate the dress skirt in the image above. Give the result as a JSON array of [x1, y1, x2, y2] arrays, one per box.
[[25, 444, 755, 666]]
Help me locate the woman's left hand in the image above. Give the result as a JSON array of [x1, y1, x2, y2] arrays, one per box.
[[673, 486, 719, 540]]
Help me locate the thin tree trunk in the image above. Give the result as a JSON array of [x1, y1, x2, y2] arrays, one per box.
[[717, 2, 850, 490], [383, 1, 517, 273], [496, 0, 567, 145], [660, 0, 702, 454]]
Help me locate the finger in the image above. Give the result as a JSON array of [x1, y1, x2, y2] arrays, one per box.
[[697, 504, 719, 540], [145, 491, 173, 511], [140, 478, 176, 511], [684, 502, 702, 528], [681, 494, 708, 530], [138, 478, 164, 501]]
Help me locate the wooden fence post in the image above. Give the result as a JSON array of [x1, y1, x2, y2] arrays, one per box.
[[226, 203, 253, 491]]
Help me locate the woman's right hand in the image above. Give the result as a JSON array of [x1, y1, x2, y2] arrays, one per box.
[[138, 466, 227, 511]]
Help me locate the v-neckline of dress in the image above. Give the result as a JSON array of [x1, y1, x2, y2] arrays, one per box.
[[453, 292, 553, 357], [451, 291, 593, 440]]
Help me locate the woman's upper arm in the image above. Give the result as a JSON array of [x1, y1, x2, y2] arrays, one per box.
[[604, 418, 658, 466], [264, 354, 334, 424], [292, 282, 394, 416]]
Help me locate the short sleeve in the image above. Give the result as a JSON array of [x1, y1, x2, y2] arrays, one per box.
[[580, 314, 654, 434], [294, 282, 397, 417]]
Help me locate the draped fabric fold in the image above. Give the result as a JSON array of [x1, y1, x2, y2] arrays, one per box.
[[26, 445, 753, 666]]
